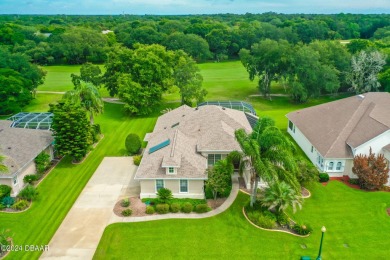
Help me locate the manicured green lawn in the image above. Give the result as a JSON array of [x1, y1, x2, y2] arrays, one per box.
[[0, 103, 159, 259], [94, 182, 390, 259]]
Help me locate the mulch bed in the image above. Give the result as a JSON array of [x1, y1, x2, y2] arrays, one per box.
[[387, 208, 390, 216], [114, 196, 227, 217]]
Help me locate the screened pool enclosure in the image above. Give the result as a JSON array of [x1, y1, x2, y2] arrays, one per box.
[[8, 112, 53, 130]]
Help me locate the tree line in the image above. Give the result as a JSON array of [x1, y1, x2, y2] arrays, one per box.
[[1, 13, 390, 114]]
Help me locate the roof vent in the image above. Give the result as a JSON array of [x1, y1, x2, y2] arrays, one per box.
[[357, 94, 365, 100], [8, 147, 11, 149]]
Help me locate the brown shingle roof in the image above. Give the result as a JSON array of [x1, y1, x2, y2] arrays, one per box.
[[0, 120, 53, 176], [286, 92, 390, 158], [135, 105, 253, 179]]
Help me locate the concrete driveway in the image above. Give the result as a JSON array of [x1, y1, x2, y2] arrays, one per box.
[[40, 157, 139, 260]]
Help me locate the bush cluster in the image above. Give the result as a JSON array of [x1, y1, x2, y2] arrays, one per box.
[[1, 196, 14, 208], [276, 213, 289, 226], [23, 174, 39, 184], [0, 185, 11, 200], [18, 185, 38, 202], [319, 173, 329, 182], [11, 199, 29, 210], [157, 188, 173, 204], [195, 204, 210, 213], [156, 204, 170, 214], [170, 203, 181, 213], [292, 223, 312, 235], [349, 178, 359, 185], [181, 202, 193, 213], [146, 205, 155, 214], [121, 198, 130, 207], [34, 152, 51, 175], [246, 210, 276, 229], [122, 209, 132, 216], [133, 155, 142, 166]]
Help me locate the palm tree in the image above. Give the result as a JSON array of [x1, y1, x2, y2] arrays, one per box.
[[235, 117, 300, 207], [0, 155, 8, 173], [63, 83, 103, 124], [235, 129, 272, 207], [261, 181, 302, 214], [251, 117, 300, 192]]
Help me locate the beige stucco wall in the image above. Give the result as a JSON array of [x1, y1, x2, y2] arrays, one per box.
[[140, 179, 205, 199], [12, 162, 36, 196]]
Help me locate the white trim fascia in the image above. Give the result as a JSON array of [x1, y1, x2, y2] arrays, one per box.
[[137, 177, 207, 180], [348, 129, 390, 153], [197, 150, 234, 153]]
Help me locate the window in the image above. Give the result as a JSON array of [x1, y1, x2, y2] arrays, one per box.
[[311, 146, 314, 153], [208, 154, 222, 166], [328, 162, 334, 171], [156, 179, 164, 191], [13, 176, 18, 185], [168, 167, 174, 174], [336, 162, 342, 171], [288, 121, 294, 131], [180, 180, 188, 193]]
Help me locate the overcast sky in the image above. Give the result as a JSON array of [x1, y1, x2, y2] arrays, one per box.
[[1, 0, 389, 15]]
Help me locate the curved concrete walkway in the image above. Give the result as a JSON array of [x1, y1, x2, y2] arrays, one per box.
[[108, 173, 240, 224]]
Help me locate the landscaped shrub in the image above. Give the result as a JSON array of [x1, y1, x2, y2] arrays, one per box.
[[195, 204, 210, 213], [257, 214, 276, 229], [23, 174, 38, 184], [276, 213, 289, 226], [156, 203, 170, 214], [170, 203, 181, 213], [18, 185, 38, 202], [181, 202, 193, 213], [1, 196, 14, 208], [125, 133, 141, 155], [204, 186, 214, 199], [0, 204, 4, 210], [92, 124, 101, 134], [319, 173, 329, 182], [121, 209, 132, 216], [146, 205, 155, 214], [0, 185, 11, 200], [133, 155, 142, 166], [293, 223, 312, 235], [121, 198, 130, 207], [157, 188, 173, 203], [11, 199, 29, 211], [349, 178, 359, 185], [35, 152, 51, 175], [262, 210, 277, 221]]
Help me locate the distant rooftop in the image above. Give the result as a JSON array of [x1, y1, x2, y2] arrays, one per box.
[[197, 101, 257, 116], [8, 112, 53, 130]]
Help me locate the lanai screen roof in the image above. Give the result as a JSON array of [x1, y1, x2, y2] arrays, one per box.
[[197, 101, 257, 115], [8, 112, 53, 130]]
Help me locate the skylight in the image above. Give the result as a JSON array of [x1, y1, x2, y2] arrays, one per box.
[[149, 139, 170, 154]]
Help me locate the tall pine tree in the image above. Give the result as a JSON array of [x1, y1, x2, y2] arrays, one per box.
[[50, 101, 92, 162]]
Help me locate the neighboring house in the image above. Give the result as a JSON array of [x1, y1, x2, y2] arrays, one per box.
[[286, 92, 390, 186], [135, 105, 255, 199], [0, 120, 54, 196]]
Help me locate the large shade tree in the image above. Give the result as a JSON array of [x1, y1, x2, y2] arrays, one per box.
[[239, 39, 291, 99], [348, 50, 387, 93], [173, 51, 206, 106]]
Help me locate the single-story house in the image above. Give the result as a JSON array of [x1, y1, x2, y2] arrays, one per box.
[[0, 120, 54, 196], [135, 105, 256, 199], [286, 92, 390, 186]]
